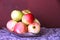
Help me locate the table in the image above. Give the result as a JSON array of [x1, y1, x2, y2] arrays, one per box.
[[0, 27, 60, 40]]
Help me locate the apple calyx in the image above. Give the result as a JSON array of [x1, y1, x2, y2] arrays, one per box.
[[33, 26, 36, 29]]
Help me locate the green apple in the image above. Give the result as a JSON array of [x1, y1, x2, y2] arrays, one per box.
[[11, 10, 23, 21]]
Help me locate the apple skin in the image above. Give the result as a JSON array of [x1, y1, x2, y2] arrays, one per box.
[[6, 20, 17, 32], [14, 22, 28, 34], [11, 10, 23, 21], [22, 9, 31, 14], [34, 18, 41, 25], [28, 22, 40, 34], [22, 14, 34, 25]]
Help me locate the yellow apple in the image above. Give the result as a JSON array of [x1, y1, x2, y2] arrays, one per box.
[[11, 10, 23, 21]]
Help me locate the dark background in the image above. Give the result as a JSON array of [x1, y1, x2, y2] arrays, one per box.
[[0, 0, 60, 28]]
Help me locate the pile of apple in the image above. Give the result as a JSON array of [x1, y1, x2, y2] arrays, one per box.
[[6, 9, 41, 34]]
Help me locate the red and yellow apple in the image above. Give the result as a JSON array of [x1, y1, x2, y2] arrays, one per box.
[[11, 10, 23, 21], [22, 9, 31, 14], [34, 18, 41, 25], [14, 22, 28, 34], [22, 14, 34, 25], [6, 20, 17, 32], [28, 22, 40, 34]]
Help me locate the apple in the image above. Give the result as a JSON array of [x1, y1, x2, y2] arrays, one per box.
[[34, 18, 41, 25], [22, 9, 31, 14], [14, 22, 28, 34], [22, 14, 34, 25], [11, 10, 23, 21], [6, 20, 17, 32], [28, 22, 40, 34]]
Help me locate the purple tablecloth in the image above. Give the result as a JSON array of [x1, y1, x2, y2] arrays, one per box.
[[0, 27, 60, 40]]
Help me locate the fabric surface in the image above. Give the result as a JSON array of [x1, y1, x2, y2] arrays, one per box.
[[0, 27, 60, 40]]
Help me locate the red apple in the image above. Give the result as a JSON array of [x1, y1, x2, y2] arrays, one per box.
[[28, 22, 40, 34], [22, 9, 31, 14], [6, 20, 17, 32], [22, 14, 34, 25], [14, 22, 28, 34]]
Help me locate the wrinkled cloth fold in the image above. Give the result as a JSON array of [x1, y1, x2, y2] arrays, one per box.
[[0, 27, 60, 40]]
